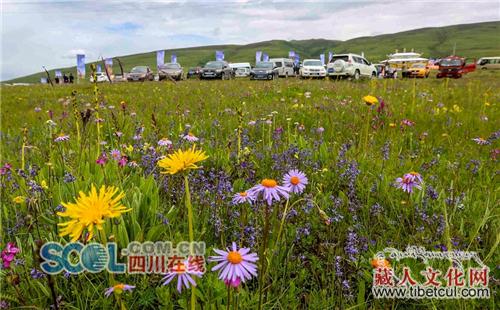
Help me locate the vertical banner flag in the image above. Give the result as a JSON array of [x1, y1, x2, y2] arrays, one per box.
[[256, 51, 262, 63], [215, 50, 224, 61], [171, 54, 177, 63], [288, 50, 295, 58], [361, 51, 365, 58], [294, 55, 300, 66], [40, 77, 47, 84], [97, 65, 102, 73], [320, 54, 325, 65], [105, 58, 113, 76], [263, 53, 269, 62], [157, 50, 165, 69], [328, 51, 333, 63], [55, 70, 62, 77], [76, 54, 85, 80]]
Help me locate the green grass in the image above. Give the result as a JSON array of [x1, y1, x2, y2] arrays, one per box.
[[5, 21, 500, 84], [0, 72, 499, 309]]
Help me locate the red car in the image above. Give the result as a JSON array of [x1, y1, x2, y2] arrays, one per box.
[[436, 56, 476, 78]]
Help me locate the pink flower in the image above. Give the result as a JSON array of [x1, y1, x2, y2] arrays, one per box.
[[395, 172, 423, 194], [0, 163, 12, 175], [183, 132, 199, 142], [472, 137, 490, 145], [224, 277, 241, 288], [96, 154, 107, 166], [118, 156, 128, 168], [1, 242, 20, 269]]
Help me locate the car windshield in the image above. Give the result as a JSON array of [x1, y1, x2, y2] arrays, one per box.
[[164, 64, 180, 69], [412, 64, 426, 68], [205, 61, 223, 69], [131, 66, 147, 73], [440, 59, 462, 66], [331, 56, 349, 62], [304, 60, 322, 66], [255, 62, 273, 69]]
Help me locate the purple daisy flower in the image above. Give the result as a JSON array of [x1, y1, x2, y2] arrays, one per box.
[[104, 283, 135, 297], [282, 169, 308, 194], [247, 179, 290, 206], [232, 191, 256, 205], [395, 172, 423, 193], [158, 138, 173, 147], [162, 260, 201, 293], [54, 134, 69, 142], [110, 149, 121, 161], [183, 132, 199, 142], [472, 137, 490, 145], [209, 242, 258, 283]]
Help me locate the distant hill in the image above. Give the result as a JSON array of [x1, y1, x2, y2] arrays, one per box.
[[5, 21, 499, 83]]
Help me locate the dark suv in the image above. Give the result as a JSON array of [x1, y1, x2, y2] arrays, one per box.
[[200, 61, 234, 80]]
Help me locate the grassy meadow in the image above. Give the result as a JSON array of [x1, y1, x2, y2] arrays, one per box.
[[0, 72, 499, 309]]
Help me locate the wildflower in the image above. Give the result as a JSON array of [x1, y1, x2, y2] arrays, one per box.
[[104, 283, 135, 297], [0, 163, 12, 175], [40, 180, 48, 190], [162, 260, 201, 293], [316, 127, 325, 134], [472, 137, 490, 145], [209, 242, 258, 283], [157, 145, 208, 175], [232, 191, 255, 205], [114, 131, 123, 138], [389, 123, 396, 128], [1, 242, 20, 269], [96, 154, 107, 166], [57, 184, 129, 241], [362, 95, 378, 106], [401, 119, 415, 127], [12, 196, 25, 204], [110, 149, 121, 161], [395, 172, 423, 194], [248, 121, 256, 126], [63, 172, 76, 183], [158, 138, 172, 147], [34, 107, 41, 112], [248, 178, 290, 206], [54, 133, 69, 142], [183, 132, 199, 142], [118, 156, 128, 168], [282, 169, 308, 194], [30, 268, 46, 279], [46, 120, 57, 127], [371, 258, 391, 268], [224, 277, 241, 288]]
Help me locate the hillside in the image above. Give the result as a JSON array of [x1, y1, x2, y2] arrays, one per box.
[[5, 21, 499, 83]]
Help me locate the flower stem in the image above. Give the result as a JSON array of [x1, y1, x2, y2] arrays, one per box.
[[183, 175, 196, 310]]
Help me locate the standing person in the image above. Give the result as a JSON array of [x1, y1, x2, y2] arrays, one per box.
[[63, 73, 68, 83], [55, 76, 60, 84], [69, 73, 74, 84]]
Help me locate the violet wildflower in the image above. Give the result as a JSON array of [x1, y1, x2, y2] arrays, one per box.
[[54, 133, 69, 142], [282, 169, 308, 194], [232, 191, 255, 205], [1, 242, 20, 268], [395, 172, 423, 193], [247, 178, 290, 206], [209, 242, 258, 283], [104, 283, 135, 297]]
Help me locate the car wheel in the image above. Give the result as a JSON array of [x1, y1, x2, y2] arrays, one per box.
[[221, 72, 225, 80], [354, 70, 360, 80]]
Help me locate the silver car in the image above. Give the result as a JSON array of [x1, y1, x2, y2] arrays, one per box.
[[159, 63, 184, 81]]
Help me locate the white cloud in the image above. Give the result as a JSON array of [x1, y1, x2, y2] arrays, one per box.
[[1, 0, 499, 80]]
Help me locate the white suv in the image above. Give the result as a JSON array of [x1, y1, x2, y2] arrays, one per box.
[[327, 54, 377, 80], [300, 59, 327, 78]]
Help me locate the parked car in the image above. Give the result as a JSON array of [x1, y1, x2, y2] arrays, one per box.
[[269, 58, 295, 77], [250, 62, 279, 80], [406, 63, 430, 78], [229, 62, 252, 77], [89, 72, 109, 83], [186, 67, 202, 79], [436, 56, 476, 78], [127, 66, 154, 82], [477, 57, 500, 70], [158, 63, 183, 81], [200, 61, 234, 80], [300, 59, 326, 79], [113, 74, 127, 82], [327, 54, 377, 79]]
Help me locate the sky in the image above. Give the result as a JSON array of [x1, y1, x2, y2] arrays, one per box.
[[1, 0, 499, 81]]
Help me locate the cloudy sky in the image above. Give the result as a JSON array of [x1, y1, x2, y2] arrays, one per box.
[[1, 0, 499, 80]]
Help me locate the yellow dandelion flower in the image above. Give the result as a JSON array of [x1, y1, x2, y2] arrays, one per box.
[[57, 184, 129, 241], [363, 95, 378, 106], [13, 196, 25, 204], [41, 180, 48, 189], [157, 145, 208, 175], [389, 123, 397, 128]]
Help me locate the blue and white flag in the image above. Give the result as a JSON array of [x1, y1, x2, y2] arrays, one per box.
[[55, 70, 62, 77], [263, 53, 269, 62], [289, 50, 295, 58], [215, 50, 224, 61], [320, 54, 325, 65], [294, 55, 300, 65], [328, 51, 333, 63], [157, 50, 165, 68], [171, 54, 177, 63], [40, 77, 47, 84], [97, 65, 102, 73], [105, 58, 113, 66], [256, 51, 262, 63], [76, 54, 85, 79]]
